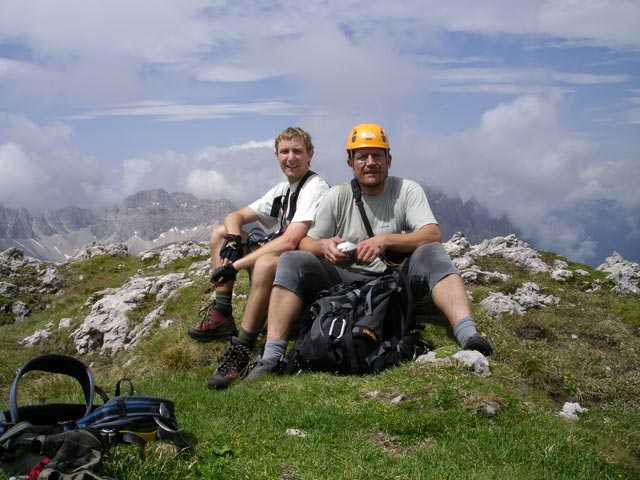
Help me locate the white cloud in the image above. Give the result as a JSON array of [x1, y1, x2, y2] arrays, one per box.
[[0, 0, 213, 61], [111, 139, 282, 208], [67, 101, 300, 122], [394, 94, 638, 263], [0, 113, 286, 212], [196, 65, 280, 83], [0, 115, 117, 211], [0, 142, 48, 194], [122, 158, 153, 195], [185, 169, 227, 198]]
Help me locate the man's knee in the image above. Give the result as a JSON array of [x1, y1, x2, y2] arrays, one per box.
[[408, 243, 459, 290], [209, 224, 227, 250], [275, 251, 319, 291], [252, 254, 279, 280], [279, 250, 318, 272]]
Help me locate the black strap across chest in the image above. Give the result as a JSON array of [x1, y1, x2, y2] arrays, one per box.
[[350, 178, 375, 238], [270, 170, 316, 221]]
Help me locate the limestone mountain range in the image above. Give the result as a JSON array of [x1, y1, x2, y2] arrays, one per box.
[[0, 186, 516, 263]]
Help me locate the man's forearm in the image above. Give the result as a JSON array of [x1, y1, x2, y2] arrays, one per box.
[[299, 236, 322, 255], [234, 223, 309, 270], [384, 225, 442, 252]]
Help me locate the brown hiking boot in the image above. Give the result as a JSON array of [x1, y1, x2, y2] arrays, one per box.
[[207, 340, 252, 389], [188, 302, 238, 342]]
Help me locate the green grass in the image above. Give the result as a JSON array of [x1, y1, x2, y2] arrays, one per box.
[[1, 250, 639, 479]]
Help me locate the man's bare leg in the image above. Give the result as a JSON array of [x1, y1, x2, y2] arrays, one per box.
[[431, 273, 493, 355], [234, 254, 279, 345], [430, 273, 472, 329]]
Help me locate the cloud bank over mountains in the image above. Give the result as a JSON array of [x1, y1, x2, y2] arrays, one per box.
[[1, 1, 639, 266]]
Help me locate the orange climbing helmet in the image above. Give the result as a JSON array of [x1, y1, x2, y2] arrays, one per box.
[[346, 123, 390, 152]]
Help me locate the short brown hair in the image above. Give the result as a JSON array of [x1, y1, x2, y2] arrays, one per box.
[[275, 127, 314, 153]]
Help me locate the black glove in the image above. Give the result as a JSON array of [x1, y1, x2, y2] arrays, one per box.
[[210, 264, 238, 284], [220, 234, 243, 262]]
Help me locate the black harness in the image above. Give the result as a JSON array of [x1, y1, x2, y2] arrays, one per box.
[[269, 170, 316, 234]]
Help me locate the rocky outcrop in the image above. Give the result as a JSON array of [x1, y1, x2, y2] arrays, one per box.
[[0, 247, 64, 324], [140, 241, 209, 268], [444, 233, 563, 317], [596, 252, 640, 295], [72, 273, 193, 355], [468, 234, 551, 273], [6, 233, 640, 355], [479, 282, 560, 318], [68, 242, 129, 262]]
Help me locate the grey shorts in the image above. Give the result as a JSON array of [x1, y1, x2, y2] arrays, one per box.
[[274, 242, 459, 306]]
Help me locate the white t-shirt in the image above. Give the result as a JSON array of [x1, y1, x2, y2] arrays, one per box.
[[248, 173, 330, 235]]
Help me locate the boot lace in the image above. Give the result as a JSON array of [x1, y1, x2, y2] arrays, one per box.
[[216, 344, 250, 376]]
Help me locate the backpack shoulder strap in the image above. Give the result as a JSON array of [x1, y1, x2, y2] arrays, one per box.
[[9, 354, 95, 423], [350, 178, 375, 238], [286, 170, 315, 221], [269, 170, 315, 221]]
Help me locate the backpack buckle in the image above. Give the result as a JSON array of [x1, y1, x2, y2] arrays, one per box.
[[328, 318, 346, 338]]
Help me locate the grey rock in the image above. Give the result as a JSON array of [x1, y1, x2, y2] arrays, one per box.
[[69, 242, 129, 262], [596, 252, 640, 295], [11, 301, 29, 322], [0, 281, 18, 298], [452, 350, 491, 377], [72, 272, 193, 355], [556, 402, 588, 421], [470, 234, 550, 273], [19, 322, 54, 346], [481, 282, 559, 318], [139, 241, 208, 268]]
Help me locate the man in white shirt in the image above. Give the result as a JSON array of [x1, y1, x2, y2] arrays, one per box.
[[186, 127, 330, 389]]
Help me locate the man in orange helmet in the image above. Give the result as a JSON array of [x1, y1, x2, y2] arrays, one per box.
[[242, 123, 493, 381]]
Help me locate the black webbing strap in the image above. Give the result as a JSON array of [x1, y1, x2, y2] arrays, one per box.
[[350, 179, 409, 268], [350, 178, 375, 238], [270, 170, 316, 221]]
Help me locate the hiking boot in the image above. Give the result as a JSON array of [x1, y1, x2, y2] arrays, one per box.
[[463, 333, 494, 356], [188, 302, 238, 342], [207, 340, 252, 390], [242, 356, 280, 382]]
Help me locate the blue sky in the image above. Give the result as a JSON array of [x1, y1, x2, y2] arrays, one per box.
[[0, 0, 639, 266]]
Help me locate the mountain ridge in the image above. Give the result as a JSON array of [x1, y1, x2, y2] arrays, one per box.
[[0, 187, 517, 263], [0, 190, 235, 262]]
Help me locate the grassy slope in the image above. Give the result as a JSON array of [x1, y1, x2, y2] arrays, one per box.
[[1, 249, 638, 479]]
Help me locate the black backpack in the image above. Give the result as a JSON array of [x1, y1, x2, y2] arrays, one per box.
[[283, 270, 431, 375], [1, 354, 189, 476]]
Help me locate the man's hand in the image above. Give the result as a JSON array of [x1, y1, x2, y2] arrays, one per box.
[[210, 264, 238, 285], [220, 234, 243, 262], [320, 237, 354, 266]]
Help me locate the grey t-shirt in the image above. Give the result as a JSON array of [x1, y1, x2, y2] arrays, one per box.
[[308, 176, 437, 274]]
